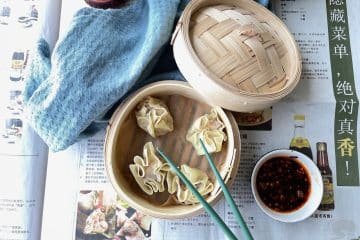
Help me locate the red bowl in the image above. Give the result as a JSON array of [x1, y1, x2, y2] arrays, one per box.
[[84, 0, 128, 9]]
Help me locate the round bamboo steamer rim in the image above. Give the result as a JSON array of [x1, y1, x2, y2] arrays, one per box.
[[104, 81, 241, 219], [172, 0, 302, 112]]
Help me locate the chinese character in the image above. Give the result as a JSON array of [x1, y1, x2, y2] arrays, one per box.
[[329, 0, 344, 5], [333, 44, 349, 59], [337, 138, 355, 157], [330, 9, 346, 23], [339, 99, 356, 114], [336, 81, 353, 95], [338, 119, 353, 135], [331, 26, 347, 40]]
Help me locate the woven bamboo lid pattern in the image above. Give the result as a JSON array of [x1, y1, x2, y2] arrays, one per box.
[[172, 0, 301, 112], [190, 5, 287, 94]]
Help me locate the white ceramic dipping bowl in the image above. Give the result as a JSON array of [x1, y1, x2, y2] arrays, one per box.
[[251, 149, 323, 223]]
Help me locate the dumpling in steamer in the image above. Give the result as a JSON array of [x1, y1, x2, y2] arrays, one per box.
[[135, 96, 174, 138], [186, 108, 227, 155], [165, 164, 214, 205], [129, 142, 167, 195]]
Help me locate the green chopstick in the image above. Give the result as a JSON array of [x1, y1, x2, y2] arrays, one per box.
[[199, 139, 254, 240], [156, 148, 238, 240]]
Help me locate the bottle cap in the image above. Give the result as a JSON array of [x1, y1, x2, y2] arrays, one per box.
[[316, 142, 327, 151], [294, 114, 305, 121]]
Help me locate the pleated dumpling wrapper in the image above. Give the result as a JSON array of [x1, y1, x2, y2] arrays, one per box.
[[165, 164, 214, 205], [129, 142, 167, 195], [135, 96, 174, 138], [186, 108, 227, 155]]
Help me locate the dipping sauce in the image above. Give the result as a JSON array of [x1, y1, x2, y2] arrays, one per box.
[[256, 156, 311, 212]]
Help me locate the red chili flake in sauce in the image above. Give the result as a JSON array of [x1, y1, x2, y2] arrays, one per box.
[[256, 156, 311, 212]]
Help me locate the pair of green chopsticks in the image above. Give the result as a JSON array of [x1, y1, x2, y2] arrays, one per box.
[[156, 140, 254, 240]]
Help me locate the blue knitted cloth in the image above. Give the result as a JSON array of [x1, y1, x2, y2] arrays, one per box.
[[24, 0, 269, 151]]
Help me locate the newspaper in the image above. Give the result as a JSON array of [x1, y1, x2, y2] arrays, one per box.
[[41, 130, 152, 240], [151, 0, 360, 239], [1, 0, 360, 240], [0, 1, 51, 239]]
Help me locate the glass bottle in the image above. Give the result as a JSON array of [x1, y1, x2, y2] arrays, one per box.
[[10, 51, 24, 82], [289, 114, 313, 159], [316, 142, 335, 211]]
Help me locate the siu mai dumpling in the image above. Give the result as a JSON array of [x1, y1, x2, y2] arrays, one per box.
[[116, 219, 146, 239], [186, 108, 227, 155], [129, 142, 167, 195], [135, 96, 174, 138], [84, 208, 108, 234], [165, 164, 214, 205]]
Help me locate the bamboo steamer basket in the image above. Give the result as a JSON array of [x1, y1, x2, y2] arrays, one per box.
[[172, 0, 302, 112], [105, 81, 241, 219]]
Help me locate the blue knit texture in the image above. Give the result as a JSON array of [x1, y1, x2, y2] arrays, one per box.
[[24, 0, 181, 151], [24, 0, 269, 152]]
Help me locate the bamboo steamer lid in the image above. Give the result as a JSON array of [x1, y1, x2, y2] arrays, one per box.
[[172, 0, 301, 112]]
